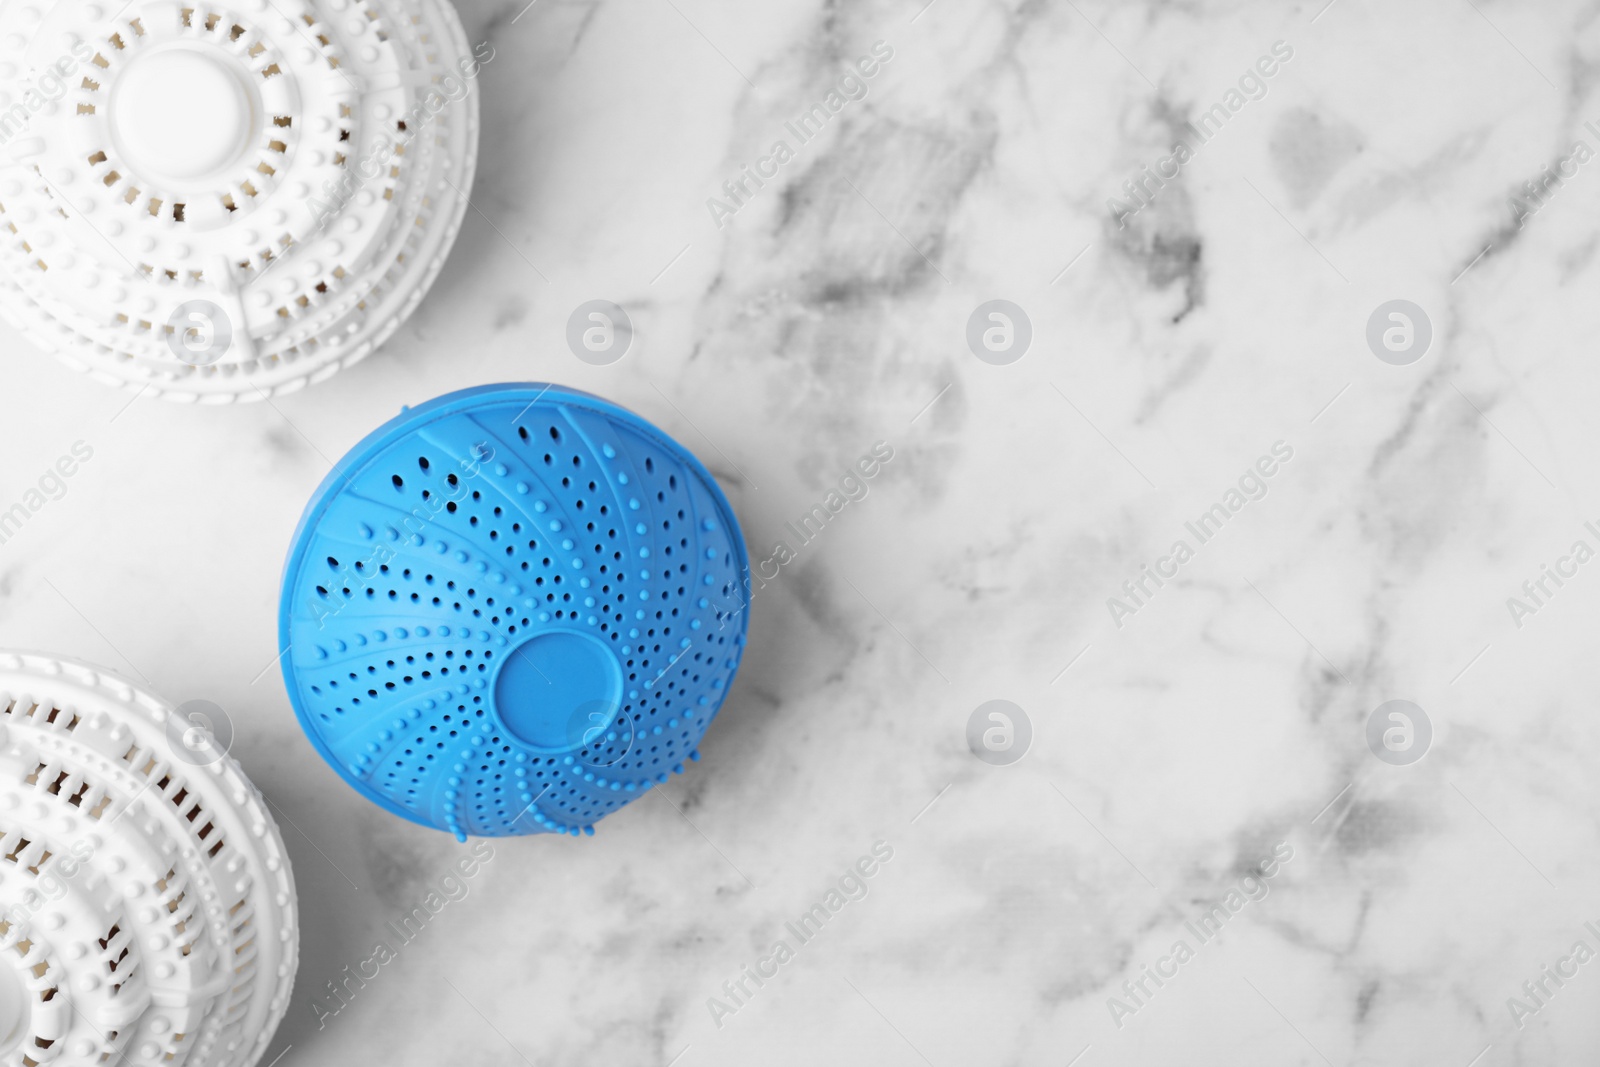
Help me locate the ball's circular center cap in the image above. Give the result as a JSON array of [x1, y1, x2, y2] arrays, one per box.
[[111, 49, 252, 183], [495, 632, 625, 752]]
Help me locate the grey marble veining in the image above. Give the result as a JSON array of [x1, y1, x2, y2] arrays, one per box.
[[3, 0, 1600, 1063]]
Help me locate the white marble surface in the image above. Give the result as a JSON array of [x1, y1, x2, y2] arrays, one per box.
[[4, 0, 1600, 1063]]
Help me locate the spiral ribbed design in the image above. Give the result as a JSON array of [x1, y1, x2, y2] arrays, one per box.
[[279, 385, 752, 840]]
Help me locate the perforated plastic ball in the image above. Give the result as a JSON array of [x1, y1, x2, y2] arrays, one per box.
[[0, 651, 298, 1067], [278, 384, 752, 840], [0, 0, 479, 401]]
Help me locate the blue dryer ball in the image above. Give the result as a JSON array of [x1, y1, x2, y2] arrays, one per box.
[[278, 384, 751, 840]]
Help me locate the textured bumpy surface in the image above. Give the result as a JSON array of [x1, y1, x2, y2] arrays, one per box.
[[279, 385, 752, 840], [0, 0, 480, 401], [0, 652, 298, 1067]]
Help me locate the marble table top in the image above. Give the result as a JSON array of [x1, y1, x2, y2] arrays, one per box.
[[2, 0, 1598, 1063]]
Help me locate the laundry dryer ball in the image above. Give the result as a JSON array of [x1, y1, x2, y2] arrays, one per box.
[[0, 651, 298, 1067], [278, 384, 752, 840], [0, 0, 481, 401]]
